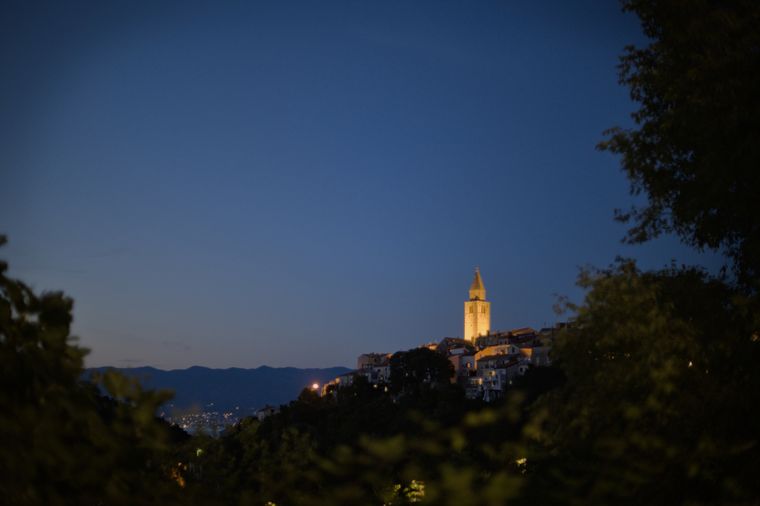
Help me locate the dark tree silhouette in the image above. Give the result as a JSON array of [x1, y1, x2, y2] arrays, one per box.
[[0, 236, 180, 505], [599, 0, 760, 288], [389, 347, 454, 394], [525, 262, 760, 505]]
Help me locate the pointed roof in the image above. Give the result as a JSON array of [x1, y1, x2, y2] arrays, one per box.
[[469, 267, 486, 300], [470, 267, 484, 291]]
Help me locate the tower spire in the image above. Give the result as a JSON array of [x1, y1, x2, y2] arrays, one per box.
[[469, 267, 486, 301]]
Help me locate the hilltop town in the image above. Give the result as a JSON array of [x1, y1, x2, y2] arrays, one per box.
[[319, 268, 564, 403]]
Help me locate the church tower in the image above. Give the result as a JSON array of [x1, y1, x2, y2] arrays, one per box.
[[464, 267, 490, 341]]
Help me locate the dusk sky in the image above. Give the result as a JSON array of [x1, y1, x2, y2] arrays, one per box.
[[1, 0, 720, 369]]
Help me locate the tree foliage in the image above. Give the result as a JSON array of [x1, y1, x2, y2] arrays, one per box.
[[0, 236, 181, 505], [390, 347, 455, 394], [599, 0, 760, 287], [177, 375, 529, 506], [526, 261, 760, 505]]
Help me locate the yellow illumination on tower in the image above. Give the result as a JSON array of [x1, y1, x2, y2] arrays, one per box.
[[464, 267, 490, 341]]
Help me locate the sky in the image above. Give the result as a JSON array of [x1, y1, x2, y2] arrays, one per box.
[[0, 0, 721, 370]]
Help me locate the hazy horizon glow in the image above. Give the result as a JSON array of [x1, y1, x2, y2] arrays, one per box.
[[1, 1, 721, 369]]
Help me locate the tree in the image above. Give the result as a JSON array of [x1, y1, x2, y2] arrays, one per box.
[[520, 4, 760, 501], [0, 236, 180, 505], [389, 348, 454, 394], [599, 0, 760, 287], [525, 261, 760, 505]]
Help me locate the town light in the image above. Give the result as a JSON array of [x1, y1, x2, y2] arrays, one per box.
[[311, 383, 319, 390]]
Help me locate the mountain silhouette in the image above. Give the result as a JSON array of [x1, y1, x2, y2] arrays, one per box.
[[86, 365, 351, 413]]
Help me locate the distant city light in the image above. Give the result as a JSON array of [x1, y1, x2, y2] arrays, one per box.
[[311, 383, 319, 390]]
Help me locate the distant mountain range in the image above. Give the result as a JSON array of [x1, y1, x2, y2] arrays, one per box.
[[85, 365, 352, 414]]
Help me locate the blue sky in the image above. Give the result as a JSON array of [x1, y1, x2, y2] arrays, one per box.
[[0, 1, 720, 369]]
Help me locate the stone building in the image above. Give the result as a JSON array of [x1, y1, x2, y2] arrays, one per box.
[[357, 353, 391, 384]]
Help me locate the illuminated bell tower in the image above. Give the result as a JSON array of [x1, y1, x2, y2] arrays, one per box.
[[464, 267, 490, 341]]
